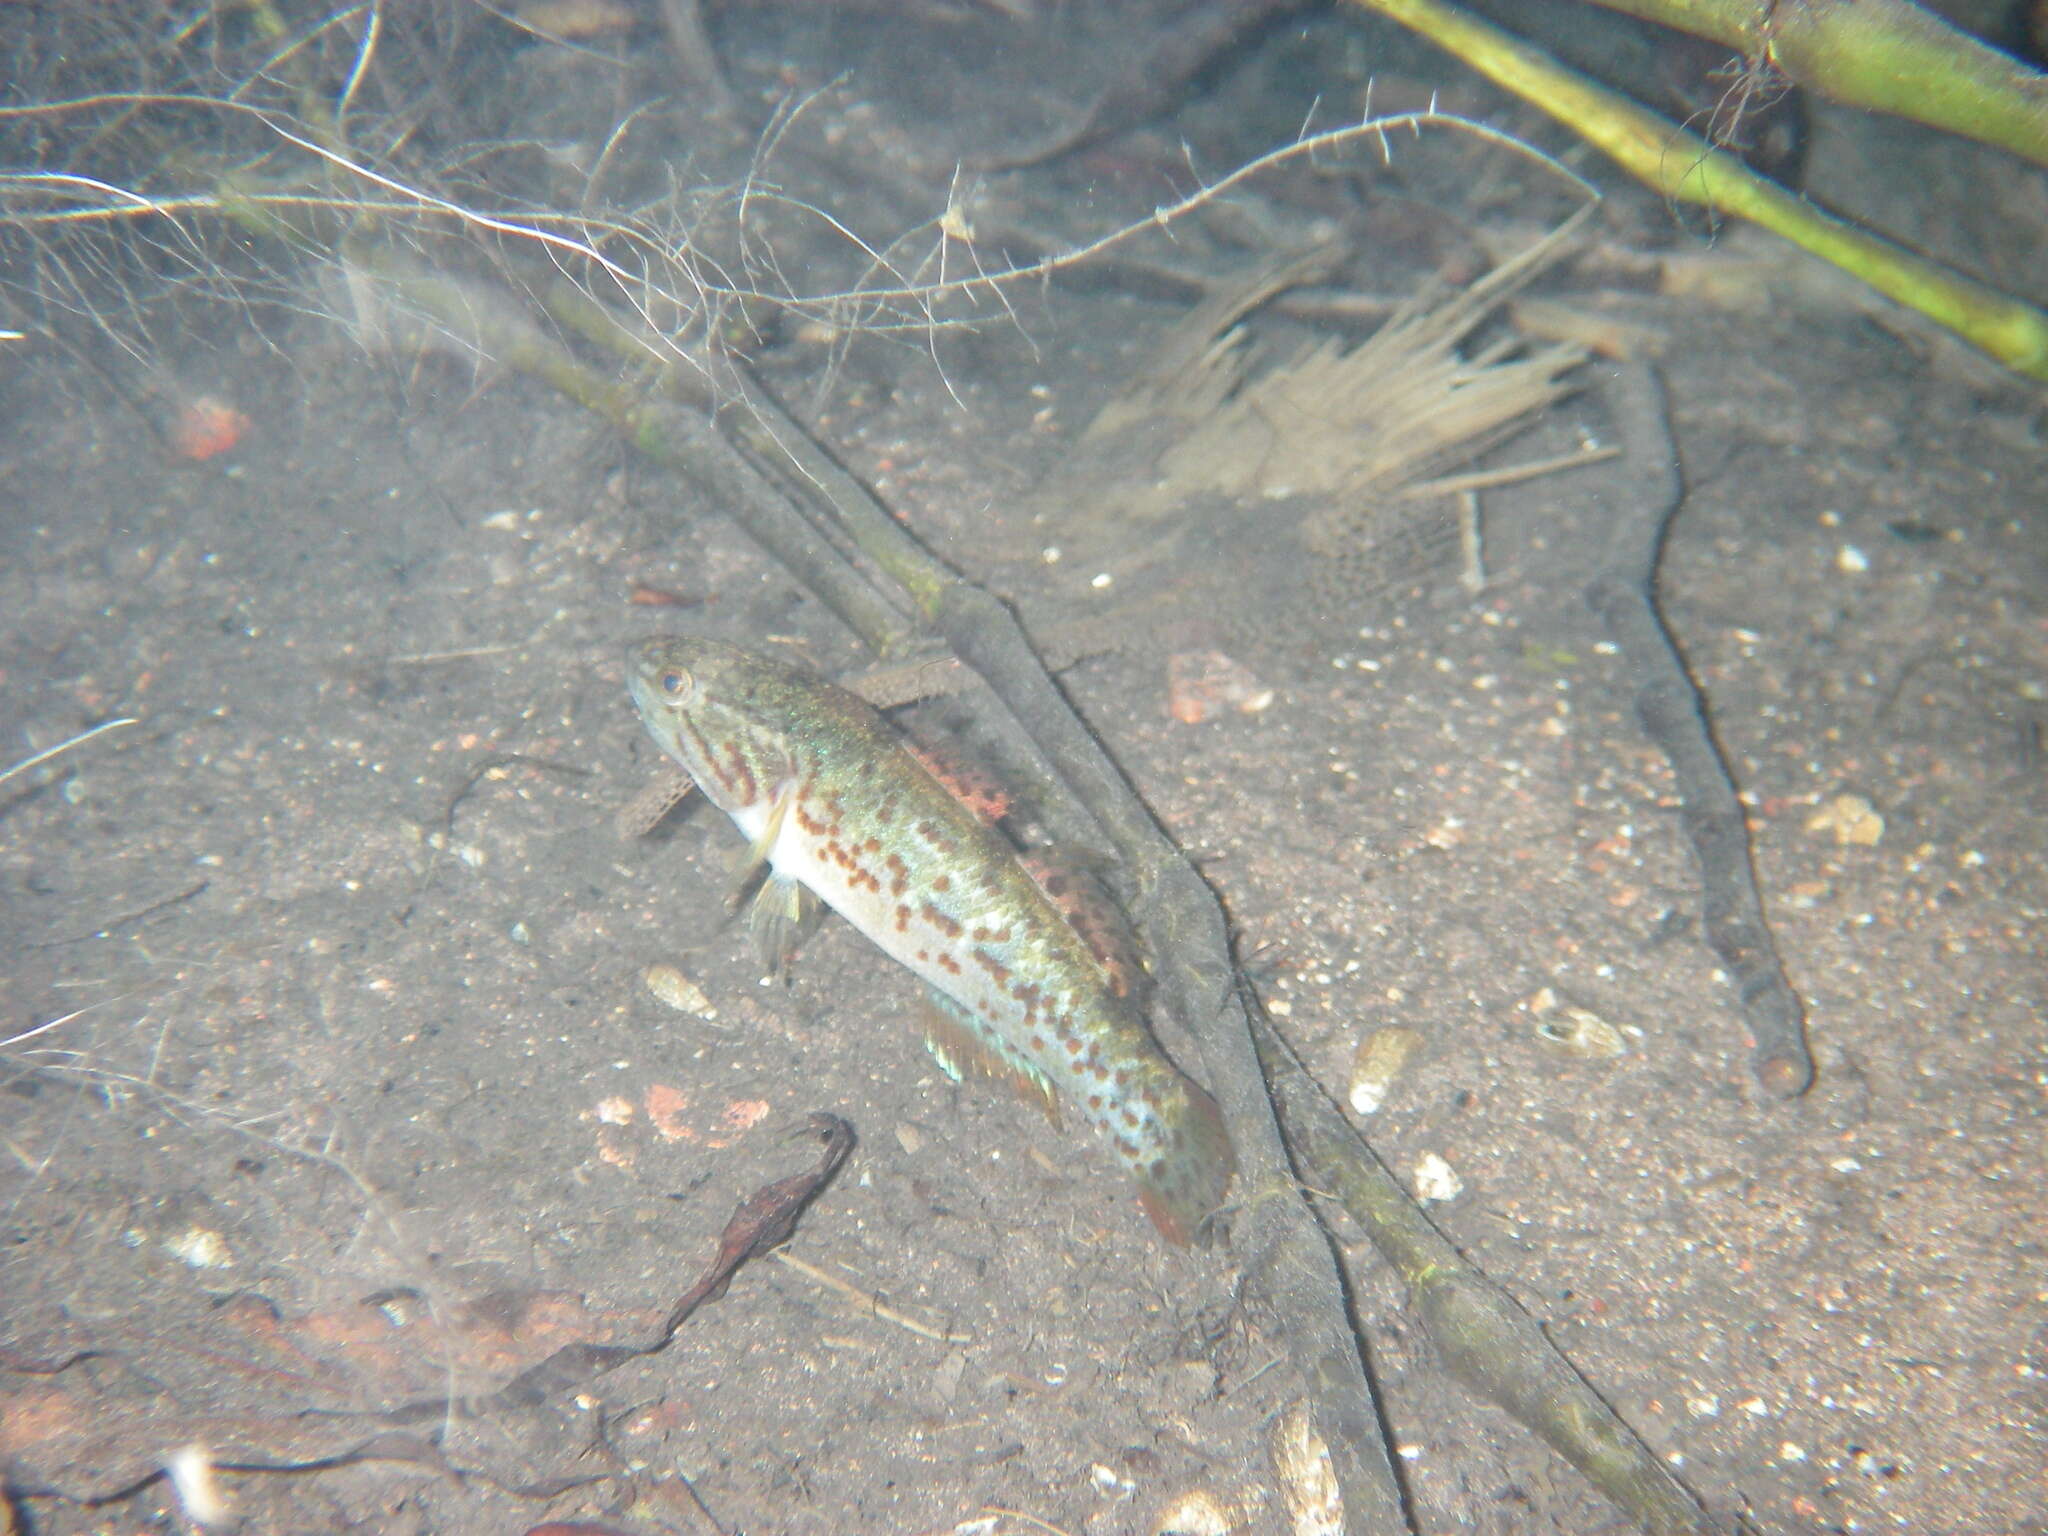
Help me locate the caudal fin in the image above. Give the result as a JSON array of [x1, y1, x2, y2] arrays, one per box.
[[1135, 1082, 1236, 1246]]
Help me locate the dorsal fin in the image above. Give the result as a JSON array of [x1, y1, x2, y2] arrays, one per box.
[[903, 739, 1013, 824], [1023, 850, 1148, 1002]]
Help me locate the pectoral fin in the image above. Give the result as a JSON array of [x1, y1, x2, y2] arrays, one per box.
[[748, 874, 818, 977], [724, 782, 793, 905]]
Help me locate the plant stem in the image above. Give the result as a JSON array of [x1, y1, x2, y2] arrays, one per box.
[[1579, 0, 2048, 168], [1347, 0, 2048, 380]]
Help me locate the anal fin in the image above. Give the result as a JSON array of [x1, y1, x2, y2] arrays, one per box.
[[918, 989, 1059, 1125]]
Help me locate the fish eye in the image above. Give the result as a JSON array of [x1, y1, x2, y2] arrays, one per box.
[[658, 668, 690, 698]]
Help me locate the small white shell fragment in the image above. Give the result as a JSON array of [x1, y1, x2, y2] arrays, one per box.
[[644, 962, 718, 1019], [1411, 1153, 1464, 1204], [1153, 1488, 1258, 1536], [1530, 991, 1628, 1059], [1167, 649, 1277, 724], [1270, 1400, 1343, 1536], [166, 1227, 234, 1269], [1536, 1007, 1627, 1058], [1836, 544, 1869, 573], [1348, 1025, 1424, 1115], [1806, 793, 1884, 847], [164, 1443, 231, 1527], [1090, 1461, 1135, 1496]]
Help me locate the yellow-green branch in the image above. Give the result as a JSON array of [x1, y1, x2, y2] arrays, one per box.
[[1580, 0, 2048, 167], [1348, 0, 2048, 381]]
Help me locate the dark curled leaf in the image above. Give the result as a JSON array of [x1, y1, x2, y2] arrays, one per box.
[[662, 1111, 856, 1330], [385, 1114, 854, 1422]]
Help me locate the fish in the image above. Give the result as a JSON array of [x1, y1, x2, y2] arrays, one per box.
[[625, 636, 1235, 1245]]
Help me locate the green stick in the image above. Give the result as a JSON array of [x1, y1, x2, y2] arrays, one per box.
[[1348, 0, 2048, 380]]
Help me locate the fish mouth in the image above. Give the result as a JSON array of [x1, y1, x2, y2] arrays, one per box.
[[623, 654, 659, 722]]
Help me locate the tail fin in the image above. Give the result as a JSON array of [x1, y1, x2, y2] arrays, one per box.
[[1135, 1082, 1236, 1246]]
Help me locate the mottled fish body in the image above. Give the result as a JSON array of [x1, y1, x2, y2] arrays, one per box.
[[626, 637, 1234, 1244]]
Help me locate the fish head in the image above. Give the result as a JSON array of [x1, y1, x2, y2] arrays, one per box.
[[625, 636, 803, 817]]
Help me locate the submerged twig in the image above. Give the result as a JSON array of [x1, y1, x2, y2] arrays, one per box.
[[442, 752, 592, 838], [1584, 366, 1813, 1097], [980, 0, 1301, 170], [0, 717, 137, 788], [1248, 997, 1725, 1536], [769, 1251, 972, 1344]]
